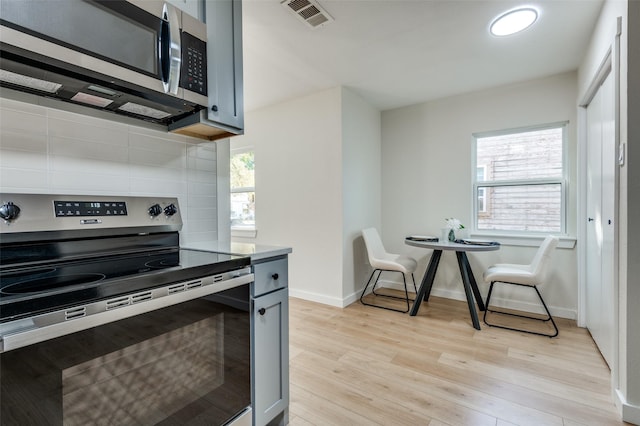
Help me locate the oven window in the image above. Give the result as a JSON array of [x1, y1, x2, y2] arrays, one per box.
[[0, 286, 250, 425]]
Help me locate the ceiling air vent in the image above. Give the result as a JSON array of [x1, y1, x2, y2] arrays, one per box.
[[281, 0, 334, 29]]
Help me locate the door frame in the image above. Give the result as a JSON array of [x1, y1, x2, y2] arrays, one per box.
[[577, 17, 621, 385]]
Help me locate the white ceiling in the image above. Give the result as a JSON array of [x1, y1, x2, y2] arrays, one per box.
[[241, 0, 604, 112]]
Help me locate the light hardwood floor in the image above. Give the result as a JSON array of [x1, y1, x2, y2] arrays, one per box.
[[288, 294, 629, 426]]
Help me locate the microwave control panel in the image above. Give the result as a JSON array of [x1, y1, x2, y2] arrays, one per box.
[[180, 32, 208, 96]]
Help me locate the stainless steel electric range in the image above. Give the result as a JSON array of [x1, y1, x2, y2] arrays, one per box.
[[0, 194, 253, 426]]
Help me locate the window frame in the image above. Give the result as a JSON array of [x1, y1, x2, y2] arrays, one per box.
[[230, 148, 255, 235], [471, 121, 568, 236], [476, 165, 488, 214]]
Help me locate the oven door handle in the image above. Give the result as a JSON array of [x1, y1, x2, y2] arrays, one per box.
[[0, 272, 254, 353]]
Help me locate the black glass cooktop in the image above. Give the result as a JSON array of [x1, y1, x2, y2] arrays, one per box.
[[0, 249, 250, 322]]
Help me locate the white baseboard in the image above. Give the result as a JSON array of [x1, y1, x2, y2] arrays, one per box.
[[377, 279, 577, 320], [288, 288, 346, 308], [292, 279, 577, 320], [616, 389, 640, 425]]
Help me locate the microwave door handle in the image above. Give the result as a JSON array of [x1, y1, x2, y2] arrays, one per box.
[[161, 3, 181, 95]]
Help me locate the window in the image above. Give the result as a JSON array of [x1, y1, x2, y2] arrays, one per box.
[[473, 123, 566, 234], [230, 150, 255, 230]]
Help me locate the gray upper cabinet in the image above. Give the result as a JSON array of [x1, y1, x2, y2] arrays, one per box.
[[170, 0, 244, 141], [205, 0, 244, 133]]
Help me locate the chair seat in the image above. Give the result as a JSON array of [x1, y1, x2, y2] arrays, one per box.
[[371, 254, 417, 274], [483, 264, 537, 286]]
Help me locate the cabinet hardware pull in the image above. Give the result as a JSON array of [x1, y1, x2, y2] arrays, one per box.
[[258, 308, 266, 315], [272, 273, 279, 280]]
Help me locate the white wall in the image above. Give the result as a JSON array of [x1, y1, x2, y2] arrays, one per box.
[[230, 87, 345, 305], [230, 87, 381, 306], [0, 96, 219, 245], [381, 72, 579, 319], [341, 88, 381, 301]]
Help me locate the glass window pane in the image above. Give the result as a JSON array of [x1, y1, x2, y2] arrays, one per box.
[[230, 150, 255, 229], [230, 192, 255, 227], [476, 128, 563, 182], [230, 151, 254, 190], [476, 184, 561, 232]]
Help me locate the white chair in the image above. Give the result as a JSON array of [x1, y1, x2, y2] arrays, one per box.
[[360, 227, 418, 313], [483, 235, 559, 337]]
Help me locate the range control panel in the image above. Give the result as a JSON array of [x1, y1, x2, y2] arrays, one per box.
[[54, 200, 128, 217], [0, 194, 183, 242]]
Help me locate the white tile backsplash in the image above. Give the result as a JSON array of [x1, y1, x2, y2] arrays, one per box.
[[186, 156, 217, 173], [0, 168, 48, 192], [130, 177, 188, 195], [48, 116, 129, 147], [0, 100, 48, 135], [0, 130, 48, 152], [129, 164, 184, 181], [0, 98, 219, 244], [129, 147, 187, 169], [187, 168, 218, 183], [188, 143, 217, 161], [0, 148, 48, 170], [51, 170, 131, 193], [49, 136, 130, 162], [187, 181, 217, 196]]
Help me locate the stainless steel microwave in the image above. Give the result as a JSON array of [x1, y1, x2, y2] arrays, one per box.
[[0, 0, 209, 129]]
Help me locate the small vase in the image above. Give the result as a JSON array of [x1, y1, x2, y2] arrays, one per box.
[[448, 228, 456, 242]]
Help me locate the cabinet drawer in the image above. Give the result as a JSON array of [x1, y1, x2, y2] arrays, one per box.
[[253, 258, 288, 296]]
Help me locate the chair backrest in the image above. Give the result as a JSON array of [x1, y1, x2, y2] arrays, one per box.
[[362, 227, 387, 264], [529, 235, 559, 280]]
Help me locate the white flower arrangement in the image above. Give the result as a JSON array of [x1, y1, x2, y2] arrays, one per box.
[[444, 218, 465, 242], [445, 218, 465, 230]]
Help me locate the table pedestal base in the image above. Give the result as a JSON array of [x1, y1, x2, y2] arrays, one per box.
[[410, 249, 486, 330]]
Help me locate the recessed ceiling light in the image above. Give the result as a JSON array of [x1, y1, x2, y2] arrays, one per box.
[[490, 7, 538, 36]]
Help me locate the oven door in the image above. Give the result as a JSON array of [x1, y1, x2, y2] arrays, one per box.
[[0, 279, 252, 426]]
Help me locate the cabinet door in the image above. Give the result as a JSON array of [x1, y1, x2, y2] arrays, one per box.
[[204, 0, 244, 132], [253, 288, 289, 426]]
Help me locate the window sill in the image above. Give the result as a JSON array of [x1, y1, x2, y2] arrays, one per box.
[[469, 232, 576, 249], [231, 227, 257, 239]]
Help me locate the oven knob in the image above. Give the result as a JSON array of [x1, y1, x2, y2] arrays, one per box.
[[164, 203, 178, 217], [148, 204, 162, 217], [0, 202, 20, 223]]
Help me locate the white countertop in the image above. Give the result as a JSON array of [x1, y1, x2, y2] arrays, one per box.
[[184, 241, 292, 262]]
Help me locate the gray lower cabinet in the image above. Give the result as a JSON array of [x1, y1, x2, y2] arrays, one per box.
[[252, 257, 289, 426]]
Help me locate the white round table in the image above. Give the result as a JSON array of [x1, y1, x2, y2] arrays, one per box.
[[405, 239, 500, 330]]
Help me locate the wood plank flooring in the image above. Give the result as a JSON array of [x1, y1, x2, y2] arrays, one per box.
[[288, 294, 629, 426]]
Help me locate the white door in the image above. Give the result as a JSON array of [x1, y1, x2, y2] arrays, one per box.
[[585, 70, 615, 367]]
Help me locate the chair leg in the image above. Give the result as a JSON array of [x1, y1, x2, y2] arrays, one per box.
[[370, 269, 383, 295], [360, 269, 414, 313], [483, 281, 559, 338]]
